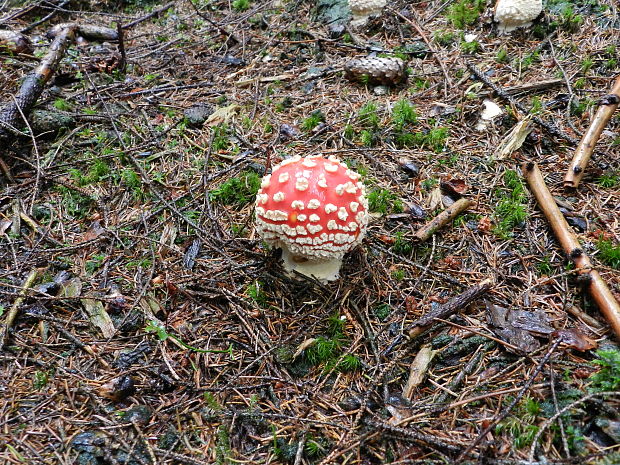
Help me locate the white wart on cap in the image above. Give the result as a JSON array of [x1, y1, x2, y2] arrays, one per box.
[[255, 155, 369, 281]]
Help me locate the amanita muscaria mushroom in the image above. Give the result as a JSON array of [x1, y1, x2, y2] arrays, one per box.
[[255, 155, 369, 282], [494, 0, 542, 33]]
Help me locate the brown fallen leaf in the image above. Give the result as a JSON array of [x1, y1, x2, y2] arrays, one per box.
[[441, 178, 468, 198], [486, 301, 553, 354], [552, 328, 597, 352]]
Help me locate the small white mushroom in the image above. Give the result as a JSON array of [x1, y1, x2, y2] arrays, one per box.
[[494, 0, 543, 33], [348, 0, 386, 27]]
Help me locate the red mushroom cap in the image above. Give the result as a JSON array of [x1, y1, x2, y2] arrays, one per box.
[[255, 155, 369, 260]]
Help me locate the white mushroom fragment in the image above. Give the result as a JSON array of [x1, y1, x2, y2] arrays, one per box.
[[348, 0, 386, 27], [494, 0, 543, 33], [255, 155, 369, 282]]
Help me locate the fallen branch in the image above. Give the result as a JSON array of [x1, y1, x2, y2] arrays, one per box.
[[0, 24, 77, 142], [408, 278, 493, 338], [414, 197, 471, 243], [563, 75, 620, 189], [122, 1, 175, 30], [523, 162, 620, 338], [0, 268, 40, 349], [47, 23, 118, 41]]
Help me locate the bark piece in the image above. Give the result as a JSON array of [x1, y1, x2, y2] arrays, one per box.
[[523, 162, 620, 339], [408, 278, 493, 338], [564, 76, 620, 189], [0, 24, 77, 142]]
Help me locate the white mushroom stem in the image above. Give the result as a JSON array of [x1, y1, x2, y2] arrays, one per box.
[[280, 248, 344, 282]]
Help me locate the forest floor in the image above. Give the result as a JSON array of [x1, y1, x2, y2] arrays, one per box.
[[1, 0, 620, 464]]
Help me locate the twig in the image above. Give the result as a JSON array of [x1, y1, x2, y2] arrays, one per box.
[[117, 23, 127, 74], [563, 75, 620, 189], [0, 268, 40, 349], [523, 162, 620, 338], [0, 24, 77, 142], [408, 278, 492, 338], [414, 198, 471, 243], [122, 1, 174, 30]]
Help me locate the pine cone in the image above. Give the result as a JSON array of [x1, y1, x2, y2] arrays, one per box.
[[344, 57, 406, 86]]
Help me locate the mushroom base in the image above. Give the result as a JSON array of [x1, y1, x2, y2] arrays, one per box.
[[280, 248, 343, 282]]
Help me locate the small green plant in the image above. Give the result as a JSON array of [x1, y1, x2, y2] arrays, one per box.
[[232, 0, 250, 11], [373, 303, 392, 321], [433, 30, 455, 46], [85, 254, 107, 275], [209, 171, 261, 207], [530, 96, 543, 115], [304, 435, 328, 458], [358, 102, 380, 129], [343, 123, 355, 140], [493, 169, 528, 239], [573, 77, 587, 89], [580, 57, 594, 74], [461, 40, 480, 54], [597, 172, 619, 188], [446, 0, 485, 28], [536, 256, 553, 275], [359, 129, 375, 147], [33, 370, 50, 389], [212, 124, 230, 151], [367, 188, 403, 214], [392, 231, 414, 256], [558, 5, 584, 32], [596, 239, 620, 269], [53, 98, 72, 111], [301, 110, 325, 132], [521, 51, 540, 70], [392, 99, 417, 131], [246, 281, 268, 307], [495, 396, 541, 449], [215, 425, 232, 465], [496, 48, 508, 63], [391, 269, 405, 281], [121, 169, 146, 200]]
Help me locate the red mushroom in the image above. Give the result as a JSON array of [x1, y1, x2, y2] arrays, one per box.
[[255, 155, 369, 281]]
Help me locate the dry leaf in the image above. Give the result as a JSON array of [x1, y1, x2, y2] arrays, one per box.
[[293, 338, 317, 359], [493, 116, 532, 160], [82, 295, 116, 338], [428, 186, 442, 211], [206, 103, 240, 126], [553, 328, 597, 351], [402, 345, 435, 399]]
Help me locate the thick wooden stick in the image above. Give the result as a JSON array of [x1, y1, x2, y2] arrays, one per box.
[[414, 198, 471, 243], [564, 75, 620, 189], [0, 24, 77, 142], [408, 278, 493, 338], [523, 162, 620, 338]]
